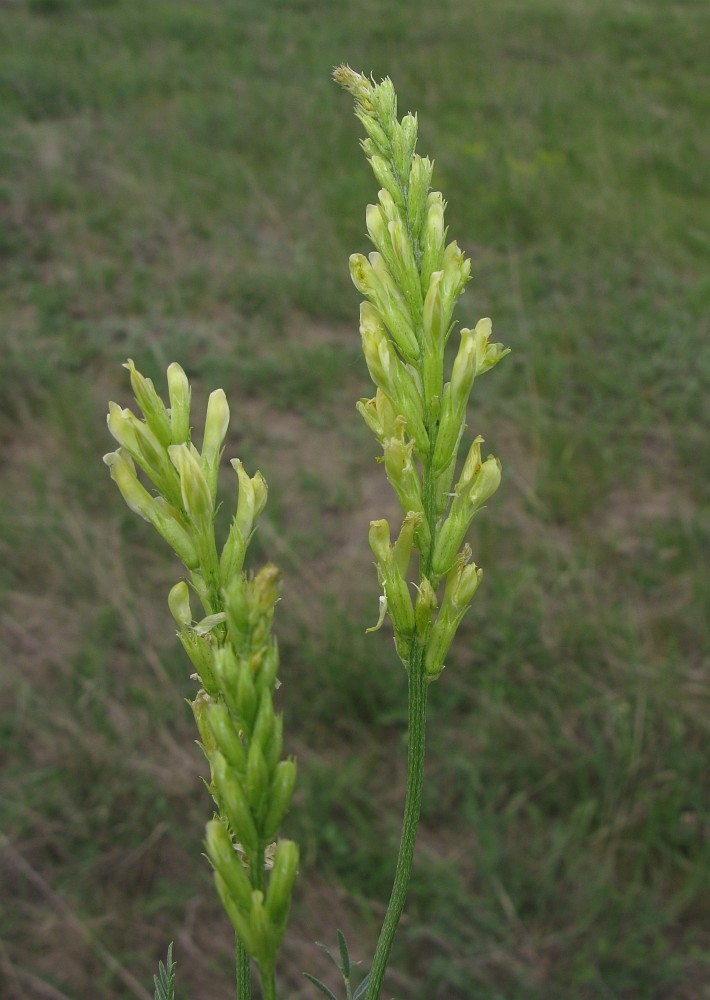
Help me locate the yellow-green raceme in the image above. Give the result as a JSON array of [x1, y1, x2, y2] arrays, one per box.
[[105, 362, 297, 1000]]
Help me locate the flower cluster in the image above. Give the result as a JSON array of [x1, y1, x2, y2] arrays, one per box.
[[104, 361, 297, 990], [334, 66, 509, 680]]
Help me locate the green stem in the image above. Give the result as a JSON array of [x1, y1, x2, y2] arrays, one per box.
[[366, 644, 428, 1000], [260, 965, 278, 1000], [236, 934, 251, 1000]]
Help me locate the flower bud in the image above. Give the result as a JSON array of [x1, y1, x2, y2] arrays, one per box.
[[388, 218, 422, 315], [246, 741, 269, 823], [263, 758, 297, 841], [251, 688, 276, 760], [366, 203, 391, 259], [207, 700, 247, 773], [220, 520, 247, 583], [369, 518, 417, 636], [392, 511, 421, 576], [471, 316, 510, 375], [123, 359, 172, 448], [415, 577, 438, 640], [231, 468, 262, 541], [383, 429, 423, 516], [223, 574, 250, 641], [169, 443, 213, 528], [237, 662, 258, 734], [360, 303, 399, 395], [391, 113, 417, 179], [213, 751, 259, 856], [368, 518, 391, 565], [349, 252, 377, 299], [451, 328, 478, 414], [178, 632, 218, 694], [442, 555, 482, 614], [367, 257, 420, 361], [458, 452, 501, 506], [258, 637, 280, 691], [106, 402, 141, 455], [424, 613, 456, 681], [421, 342, 444, 414], [377, 187, 398, 223], [201, 388, 230, 500], [431, 386, 464, 474], [432, 451, 501, 576], [205, 819, 253, 913], [420, 195, 446, 293], [440, 241, 471, 314], [168, 581, 192, 627], [407, 155, 433, 237], [104, 450, 199, 568], [371, 76, 397, 128], [167, 362, 191, 445], [191, 689, 218, 759], [354, 109, 390, 154], [422, 271, 446, 349], [356, 389, 399, 444], [249, 890, 278, 968], [369, 154, 404, 210], [265, 840, 299, 929]]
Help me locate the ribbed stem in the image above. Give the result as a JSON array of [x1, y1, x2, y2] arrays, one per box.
[[236, 934, 251, 1000], [366, 645, 428, 999]]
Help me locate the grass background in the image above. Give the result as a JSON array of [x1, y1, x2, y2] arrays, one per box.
[[1, 0, 709, 997]]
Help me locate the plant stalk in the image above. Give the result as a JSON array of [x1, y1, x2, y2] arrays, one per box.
[[236, 934, 251, 1000], [260, 966, 278, 1000], [366, 643, 428, 999]]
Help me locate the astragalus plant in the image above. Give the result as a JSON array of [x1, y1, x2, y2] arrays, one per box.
[[105, 67, 506, 1000]]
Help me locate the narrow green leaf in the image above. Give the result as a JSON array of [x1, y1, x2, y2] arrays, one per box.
[[303, 972, 339, 1000], [315, 939, 341, 971], [337, 930, 350, 978]]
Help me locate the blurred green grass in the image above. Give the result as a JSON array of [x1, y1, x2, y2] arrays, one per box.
[[1, 0, 708, 997]]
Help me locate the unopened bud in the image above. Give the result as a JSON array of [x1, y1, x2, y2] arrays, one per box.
[[420, 196, 446, 293], [213, 751, 258, 856], [168, 580, 192, 627], [205, 819, 253, 913], [169, 443, 213, 527], [208, 700, 247, 773], [167, 362, 191, 445], [366, 203, 390, 257], [422, 271, 446, 349], [265, 839, 299, 930], [249, 890, 277, 968], [407, 155, 433, 237], [201, 389, 230, 500], [388, 218, 422, 314], [383, 430, 423, 516], [391, 511, 421, 576], [415, 577, 438, 639], [369, 154, 404, 209], [263, 758, 297, 841], [471, 317, 510, 375], [104, 450, 199, 568], [246, 741, 269, 823], [368, 518, 392, 565], [123, 359, 172, 447]]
